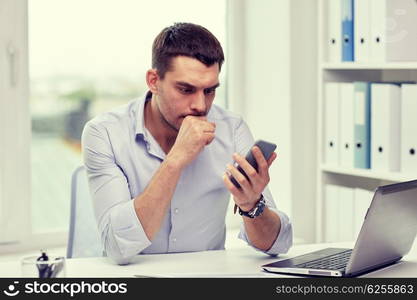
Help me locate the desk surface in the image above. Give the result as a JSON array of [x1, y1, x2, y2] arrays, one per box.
[[1, 242, 417, 278]]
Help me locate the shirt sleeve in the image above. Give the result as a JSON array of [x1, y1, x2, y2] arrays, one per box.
[[81, 121, 151, 265], [233, 118, 293, 256]]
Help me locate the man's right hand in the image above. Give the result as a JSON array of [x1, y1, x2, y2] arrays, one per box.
[[167, 115, 216, 168]]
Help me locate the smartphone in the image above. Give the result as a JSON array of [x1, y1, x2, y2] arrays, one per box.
[[229, 140, 277, 189]]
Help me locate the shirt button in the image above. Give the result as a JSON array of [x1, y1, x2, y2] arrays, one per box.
[[174, 208, 179, 214]]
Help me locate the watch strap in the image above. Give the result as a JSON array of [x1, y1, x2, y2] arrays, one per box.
[[236, 195, 266, 218]]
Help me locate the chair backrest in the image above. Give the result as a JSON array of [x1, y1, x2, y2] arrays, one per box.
[[67, 166, 103, 258]]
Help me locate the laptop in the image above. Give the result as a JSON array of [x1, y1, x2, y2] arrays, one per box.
[[262, 179, 417, 277]]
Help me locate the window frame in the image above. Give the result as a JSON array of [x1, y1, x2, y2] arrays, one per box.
[[0, 0, 33, 252]]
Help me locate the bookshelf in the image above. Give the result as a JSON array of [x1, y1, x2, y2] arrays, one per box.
[[316, 0, 417, 242], [321, 164, 417, 182], [322, 62, 417, 70]]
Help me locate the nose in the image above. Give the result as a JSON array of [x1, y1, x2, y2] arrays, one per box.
[[190, 91, 207, 115]]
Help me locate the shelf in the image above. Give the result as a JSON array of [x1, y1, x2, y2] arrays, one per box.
[[321, 62, 417, 70], [321, 165, 417, 182]]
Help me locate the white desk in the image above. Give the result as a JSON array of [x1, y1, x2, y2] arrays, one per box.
[[1, 242, 416, 278]]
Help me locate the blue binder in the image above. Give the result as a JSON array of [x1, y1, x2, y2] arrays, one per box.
[[342, 0, 354, 61], [354, 82, 371, 169]]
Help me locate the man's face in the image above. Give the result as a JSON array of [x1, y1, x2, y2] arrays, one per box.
[[153, 56, 220, 131]]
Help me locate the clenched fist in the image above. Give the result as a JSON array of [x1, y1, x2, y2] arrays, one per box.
[[167, 116, 216, 168]]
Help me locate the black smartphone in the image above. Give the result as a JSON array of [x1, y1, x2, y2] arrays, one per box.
[[229, 140, 277, 189]]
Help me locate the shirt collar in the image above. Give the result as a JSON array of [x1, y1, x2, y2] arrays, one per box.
[[134, 90, 152, 138]]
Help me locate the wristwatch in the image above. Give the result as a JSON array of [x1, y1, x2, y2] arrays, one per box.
[[238, 195, 266, 219]]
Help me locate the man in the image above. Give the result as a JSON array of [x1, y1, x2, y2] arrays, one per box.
[[82, 23, 292, 265]]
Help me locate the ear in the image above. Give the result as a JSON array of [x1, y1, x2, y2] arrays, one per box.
[[146, 69, 160, 94]]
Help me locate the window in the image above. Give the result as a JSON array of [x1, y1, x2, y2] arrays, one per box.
[[28, 0, 227, 239]]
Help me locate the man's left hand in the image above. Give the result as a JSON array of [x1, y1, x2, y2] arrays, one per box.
[[222, 146, 277, 212]]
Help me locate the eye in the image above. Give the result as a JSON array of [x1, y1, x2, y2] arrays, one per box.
[[204, 88, 216, 95], [178, 87, 194, 94]]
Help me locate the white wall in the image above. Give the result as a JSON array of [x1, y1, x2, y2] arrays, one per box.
[[227, 0, 318, 243], [289, 0, 318, 243], [244, 0, 292, 221]]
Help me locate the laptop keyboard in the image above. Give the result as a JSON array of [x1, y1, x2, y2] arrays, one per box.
[[295, 249, 352, 270]]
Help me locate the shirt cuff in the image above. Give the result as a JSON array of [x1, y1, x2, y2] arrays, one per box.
[[238, 208, 293, 256], [107, 200, 152, 262]]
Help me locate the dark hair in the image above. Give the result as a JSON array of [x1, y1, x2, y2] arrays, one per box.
[[152, 22, 224, 78]]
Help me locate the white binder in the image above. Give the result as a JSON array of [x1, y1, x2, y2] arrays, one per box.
[[385, 0, 417, 62], [339, 83, 355, 168], [353, 188, 373, 240], [327, 0, 342, 62], [401, 84, 417, 173], [369, 0, 387, 62], [325, 184, 339, 242], [338, 186, 354, 242], [354, 0, 371, 62], [369, 0, 417, 62], [371, 83, 401, 172], [324, 83, 340, 165]]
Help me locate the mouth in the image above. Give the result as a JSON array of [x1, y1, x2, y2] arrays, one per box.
[[181, 113, 207, 119]]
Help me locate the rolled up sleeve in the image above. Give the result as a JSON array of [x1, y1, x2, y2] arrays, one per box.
[[82, 121, 151, 264], [234, 118, 293, 256], [238, 206, 293, 256]]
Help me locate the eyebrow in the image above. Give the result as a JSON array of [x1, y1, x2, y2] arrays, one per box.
[[175, 81, 220, 90]]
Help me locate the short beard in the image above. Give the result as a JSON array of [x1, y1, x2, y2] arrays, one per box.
[[156, 103, 208, 133], [157, 106, 180, 132]]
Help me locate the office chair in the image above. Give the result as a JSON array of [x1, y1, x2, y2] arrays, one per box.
[[67, 166, 104, 258]]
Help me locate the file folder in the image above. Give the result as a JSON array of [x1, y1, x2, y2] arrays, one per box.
[[369, 0, 386, 62], [325, 184, 340, 242], [327, 0, 342, 62], [341, 0, 354, 61], [339, 83, 355, 168], [386, 0, 417, 62], [354, 0, 371, 62], [371, 83, 401, 172], [370, 0, 417, 62], [401, 84, 417, 173], [338, 186, 354, 242], [353, 82, 371, 169], [324, 83, 340, 165]]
